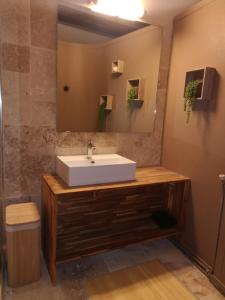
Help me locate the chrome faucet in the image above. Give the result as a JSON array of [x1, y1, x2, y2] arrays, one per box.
[[87, 140, 96, 160]]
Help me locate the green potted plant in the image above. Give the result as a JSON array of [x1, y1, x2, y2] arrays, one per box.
[[184, 80, 201, 123], [98, 98, 106, 131], [128, 87, 138, 104]]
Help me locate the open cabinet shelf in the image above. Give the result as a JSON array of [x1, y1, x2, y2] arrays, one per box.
[[56, 220, 179, 263]]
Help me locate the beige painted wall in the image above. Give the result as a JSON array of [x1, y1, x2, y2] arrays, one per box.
[[58, 23, 111, 44], [162, 0, 225, 269], [57, 41, 106, 131]]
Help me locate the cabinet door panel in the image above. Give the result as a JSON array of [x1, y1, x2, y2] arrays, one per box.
[[56, 184, 169, 262]]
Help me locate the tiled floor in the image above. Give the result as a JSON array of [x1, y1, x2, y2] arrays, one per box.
[[4, 240, 225, 300]]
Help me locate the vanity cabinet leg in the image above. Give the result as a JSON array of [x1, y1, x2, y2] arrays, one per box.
[[49, 262, 57, 286], [42, 180, 58, 286]]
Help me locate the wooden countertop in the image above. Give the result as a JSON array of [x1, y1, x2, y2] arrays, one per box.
[[42, 167, 190, 196]]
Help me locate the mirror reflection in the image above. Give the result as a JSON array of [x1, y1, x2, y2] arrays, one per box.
[[57, 3, 162, 133]]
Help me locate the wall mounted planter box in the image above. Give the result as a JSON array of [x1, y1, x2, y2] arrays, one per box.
[[100, 95, 113, 110], [112, 60, 124, 74], [127, 78, 145, 103], [184, 67, 217, 100]]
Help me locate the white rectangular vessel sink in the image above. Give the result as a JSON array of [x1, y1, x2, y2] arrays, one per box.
[[56, 154, 136, 187]]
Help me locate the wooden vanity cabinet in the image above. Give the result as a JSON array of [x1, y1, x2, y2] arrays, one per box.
[[42, 167, 190, 285]]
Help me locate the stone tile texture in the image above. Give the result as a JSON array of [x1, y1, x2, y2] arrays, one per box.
[[2, 44, 30, 73]]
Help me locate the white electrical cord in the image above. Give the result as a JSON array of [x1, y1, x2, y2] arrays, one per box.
[[212, 174, 225, 272]]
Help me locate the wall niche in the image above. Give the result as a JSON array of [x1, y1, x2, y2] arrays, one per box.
[[184, 67, 217, 101]]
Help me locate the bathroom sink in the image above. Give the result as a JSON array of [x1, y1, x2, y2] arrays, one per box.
[[56, 154, 136, 187]]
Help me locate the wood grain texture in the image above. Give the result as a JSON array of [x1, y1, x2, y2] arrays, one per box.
[[43, 167, 190, 195], [6, 202, 41, 287], [42, 167, 190, 285], [6, 227, 41, 287], [6, 203, 40, 226], [42, 181, 57, 285], [56, 184, 171, 262], [85, 260, 196, 300]]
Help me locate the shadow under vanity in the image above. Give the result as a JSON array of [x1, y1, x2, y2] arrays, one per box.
[[42, 167, 190, 285]]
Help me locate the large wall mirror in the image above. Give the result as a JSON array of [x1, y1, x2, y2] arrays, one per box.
[[57, 1, 162, 133]]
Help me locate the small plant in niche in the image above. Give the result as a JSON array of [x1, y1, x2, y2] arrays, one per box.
[[184, 80, 201, 123], [128, 87, 138, 104]]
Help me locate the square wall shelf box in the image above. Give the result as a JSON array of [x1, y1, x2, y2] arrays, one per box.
[[112, 60, 124, 74], [127, 78, 145, 102], [100, 95, 113, 110], [184, 67, 217, 100]]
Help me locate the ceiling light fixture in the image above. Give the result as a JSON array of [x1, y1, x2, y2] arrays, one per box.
[[89, 0, 145, 21]]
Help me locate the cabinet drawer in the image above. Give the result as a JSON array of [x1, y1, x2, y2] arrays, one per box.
[[56, 184, 168, 243], [57, 184, 168, 217], [57, 192, 95, 215], [95, 184, 166, 199]]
